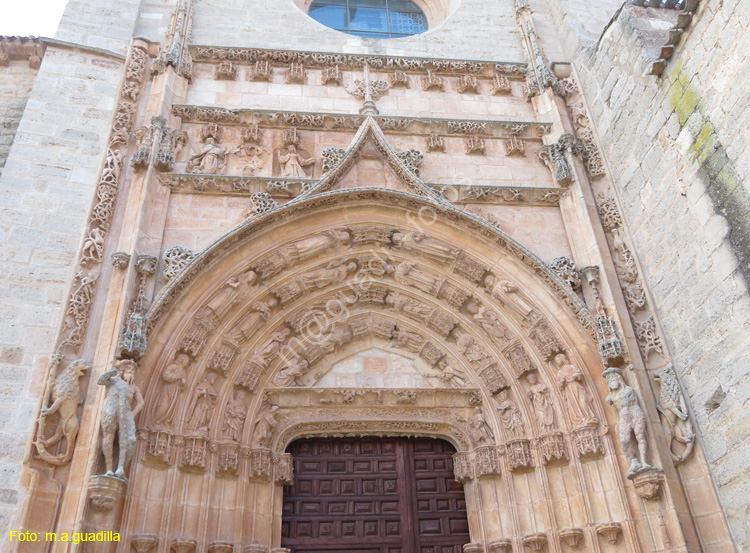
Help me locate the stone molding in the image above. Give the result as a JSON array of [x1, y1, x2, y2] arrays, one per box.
[[171, 105, 552, 139], [190, 45, 527, 76]]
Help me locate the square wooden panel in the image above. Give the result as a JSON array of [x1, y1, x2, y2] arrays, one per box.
[[283, 438, 468, 552]]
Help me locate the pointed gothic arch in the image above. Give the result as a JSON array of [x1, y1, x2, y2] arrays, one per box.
[[114, 186, 644, 552]]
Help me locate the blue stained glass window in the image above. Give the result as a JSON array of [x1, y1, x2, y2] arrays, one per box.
[[308, 0, 428, 38]]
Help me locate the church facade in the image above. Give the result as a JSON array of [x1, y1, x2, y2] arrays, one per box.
[[0, 0, 748, 552]]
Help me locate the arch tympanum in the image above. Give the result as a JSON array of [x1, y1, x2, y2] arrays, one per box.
[[117, 189, 639, 553]]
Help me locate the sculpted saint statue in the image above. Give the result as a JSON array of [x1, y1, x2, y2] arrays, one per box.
[[252, 404, 280, 449], [300, 260, 357, 291], [283, 230, 350, 265], [222, 389, 248, 441], [187, 137, 229, 174], [495, 389, 525, 439], [278, 145, 314, 177], [483, 275, 541, 326], [604, 367, 651, 476], [186, 373, 218, 433], [385, 293, 433, 320], [553, 353, 598, 426], [249, 328, 291, 368], [460, 407, 494, 445], [150, 353, 189, 431], [394, 262, 441, 295], [392, 231, 459, 264], [466, 302, 511, 345], [227, 298, 278, 343], [526, 372, 557, 433]]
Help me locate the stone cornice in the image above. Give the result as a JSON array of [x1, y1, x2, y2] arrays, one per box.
[[39, 38, 127, 61], [171, 105, 552, 139], [159, 174, 561, 207], [189, 45, 528, 76]]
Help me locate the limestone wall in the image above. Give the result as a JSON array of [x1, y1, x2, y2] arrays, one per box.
[[546, 0, 750, 549], [0, 61, 38, 172], [0, 46, 124, 544]]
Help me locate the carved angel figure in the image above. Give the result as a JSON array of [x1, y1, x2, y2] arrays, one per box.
[[284, 230, 351, 265], [526, 372, 557, 433], [150, 353, 189, 431], [252, 404, 280, 449], [604, 366, 651, 476], [187, 137, 229, 174], [36, 359, 90, 465], [392, 231, 459, 264], [273, 356, 310, 387], [222, 389, 248, 441], [654, 365, 695, 464], [278, 145, 314, 177], [186, 373, 218, 433], [553, 353, 598, 426], [495, 389, 525, 439], [98, 359, 144, 478]]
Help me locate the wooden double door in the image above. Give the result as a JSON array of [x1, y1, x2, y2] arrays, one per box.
[[281, 437, 470, 553]]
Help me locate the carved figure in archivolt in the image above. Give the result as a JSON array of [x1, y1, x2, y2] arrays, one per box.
[[385, 292, 432, 319], [201, 272, 255, 322], [604, 367, 651, 476], [249, 329, 291, 368], [284, 230, 351, 265], [80, 227, 106, 267], [394, 262, 441, 295], [150, 353, 189, 430], [459, 407, 494, 445], [466, 302, 511, 345], [456, 334, 492, 366], [99, 359, 143, 478], [187, 137, 229, 174], [252, 404, 280, 449], [554, 353, 598, 426], [435, 359, 468, 388], [392, 231, 459, 264], [300, 260, 358, 290], [391, 327, 424, 351], [222, 389, 248, 441], [526, 372, 557, 433], [186, 373, 218, 434], [227, 298, 278, 343], [495, 389, 525, 439], [320, 323, 354, 354], [36, 359, 90, 465], [483, 275, 541, 326], [278, 145, 314, 177], [654, 365, 695, 464], [274, 356, 310, 387]]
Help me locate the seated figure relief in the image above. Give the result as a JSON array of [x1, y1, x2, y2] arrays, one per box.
[[187, 137, 229, 174]]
